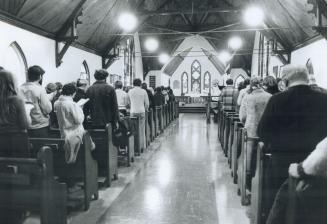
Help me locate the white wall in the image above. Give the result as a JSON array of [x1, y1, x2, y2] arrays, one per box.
[[291, 38, 327, 88], [0, 20, 102, 87], [161, 35, 225, 96], [251, 31, 284, 78], [145, 70, 162, 88]]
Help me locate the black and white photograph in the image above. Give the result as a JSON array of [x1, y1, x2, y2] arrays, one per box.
[[0, 0, 326, 223]]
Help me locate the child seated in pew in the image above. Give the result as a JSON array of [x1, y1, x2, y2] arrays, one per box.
[[54, 83, 94, 164]]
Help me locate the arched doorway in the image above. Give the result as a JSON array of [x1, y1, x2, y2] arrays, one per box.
[[234, 75, 246, 88], [3, 41, 28, 87]]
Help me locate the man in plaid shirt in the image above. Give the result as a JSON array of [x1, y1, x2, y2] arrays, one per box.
[[220, 78, 238, 110]]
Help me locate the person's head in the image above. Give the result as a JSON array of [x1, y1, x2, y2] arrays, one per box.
[[237, 81, 245, 91], [115, 80, 123, 89], [168, 89, 174, 95], [226, 78, 233, 86], [263, 76, 278, 89], [45, 83, 57, 94], [155, 87, 162, 93], [76, 79, 88, 89], [281, 65, 309, 88], [244, 78, 250, 86], [61, 83, 77, 97], [249, 77, 262, 93], [0, 70, 18, 120], [55, 82, 63, 91], [27, 65, 45, 83], [0, 66, 4, 70], [133, 78, 142, 87], [141, 82, 148, 90], [94, 69, 109, 81]]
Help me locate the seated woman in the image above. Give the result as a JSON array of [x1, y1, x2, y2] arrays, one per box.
[[0, 70, 30, 157], [54, 83, 94, 163]]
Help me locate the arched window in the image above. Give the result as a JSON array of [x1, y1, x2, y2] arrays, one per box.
[[203, 71, 211, 93], [80, 60, 90, 84], [181, 72, 188, 94], [191, 60, 201, 93], [234, 75, 246, 88], [4, 41, 28, 86]]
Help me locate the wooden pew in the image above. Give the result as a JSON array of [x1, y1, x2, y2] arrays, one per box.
[[148, 108, 155, 141], [118, 117, 135, 167], [88, 123, 118, 187], [30, 132, 98, 210], [155, 106, 163, 134], [145, 111, 150, 147], [223, 111, 237, 156], [174, 101, 179, 118], [0, 147, 67, 224], [238, 128, 259, 205], [227, 114, 240, 166], [231, 121, 244, 184], [251, 143, 308, 224], [130, 116, 142, 155]]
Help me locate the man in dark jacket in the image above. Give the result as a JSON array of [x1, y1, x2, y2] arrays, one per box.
[[257, 64, 327, 220], [153, 87, 165, 106], [85, 69, 119, 128], [142, 82, 154, 110]]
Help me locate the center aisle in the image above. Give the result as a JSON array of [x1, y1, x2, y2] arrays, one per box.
[[97, 114, 249, 224]]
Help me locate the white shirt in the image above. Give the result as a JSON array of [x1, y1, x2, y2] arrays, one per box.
[[128, 86, 149, 114], [115, 89, 129, 110]]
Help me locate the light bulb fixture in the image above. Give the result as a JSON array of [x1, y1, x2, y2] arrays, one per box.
[[228, 36, 243, 50], [118, 12, 137, 32], [244, 6, 264, 27], [144, 38, 159, 52], [218, 51, 232, 64], [159, 53, 170, 64]]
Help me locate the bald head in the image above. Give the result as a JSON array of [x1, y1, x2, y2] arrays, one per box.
[[281, 65, 309, 86]]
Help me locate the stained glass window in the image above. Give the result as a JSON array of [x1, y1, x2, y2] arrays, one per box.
[[181, 72, 188, 94], [191, 60, 201, 93]]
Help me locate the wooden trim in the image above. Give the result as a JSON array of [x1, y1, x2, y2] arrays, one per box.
[[292, 34, 323, 51]]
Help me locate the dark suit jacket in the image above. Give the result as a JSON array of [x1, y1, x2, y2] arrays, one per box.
[[258, 85, 327, 157], [153, 93, 165, 106], [85, 81, 119, 127]]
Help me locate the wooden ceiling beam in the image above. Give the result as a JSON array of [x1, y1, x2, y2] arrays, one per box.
[[137, 7, 240, 16], [56, 0, 86, 36]]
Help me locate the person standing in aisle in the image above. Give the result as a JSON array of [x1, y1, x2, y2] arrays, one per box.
[[128, 78, 149, 152]]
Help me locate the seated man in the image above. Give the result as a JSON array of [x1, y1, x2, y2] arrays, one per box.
[[85, 70, 119, 128]]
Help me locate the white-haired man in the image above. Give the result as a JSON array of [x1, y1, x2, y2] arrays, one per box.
[[257, 64, 327, 219]]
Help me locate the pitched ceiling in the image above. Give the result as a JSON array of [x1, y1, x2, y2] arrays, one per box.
[[0, 0, 322, 71]]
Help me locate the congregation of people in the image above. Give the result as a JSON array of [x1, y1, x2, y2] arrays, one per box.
[[218, 65, 327, 224]]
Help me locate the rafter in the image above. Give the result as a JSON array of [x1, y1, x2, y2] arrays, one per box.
[[137, 7, 240, 16]]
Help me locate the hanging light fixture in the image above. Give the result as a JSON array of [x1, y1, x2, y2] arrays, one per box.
[[244, 6, 264, 27], [158, 53, 170, 64], [228, 36, 243, 50], [218, 51, 232, 64], [118, 12, 137, 32], [144, 38, 159, 52]]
